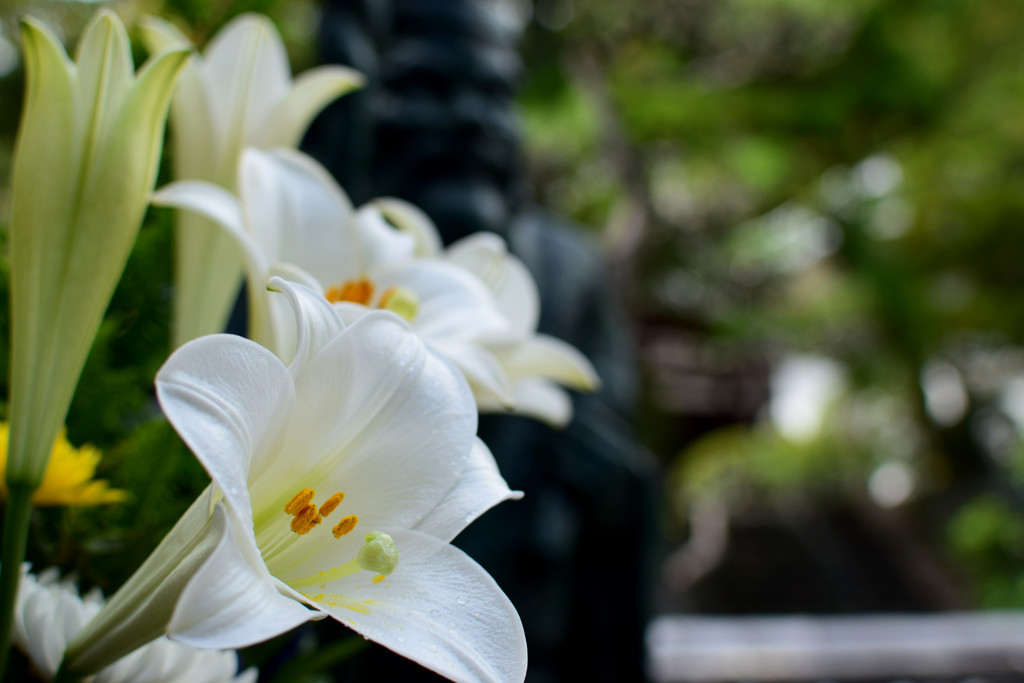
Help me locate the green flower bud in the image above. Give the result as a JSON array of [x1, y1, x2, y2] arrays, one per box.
[[8, 11, 189, 488]]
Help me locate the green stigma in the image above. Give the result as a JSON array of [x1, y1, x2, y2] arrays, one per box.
[[379, 286, 419, 322], [356, 531, 399, 576]]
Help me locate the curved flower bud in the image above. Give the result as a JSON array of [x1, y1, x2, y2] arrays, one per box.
[[140, 14, 363, 348], [7, 11, 189, 488]]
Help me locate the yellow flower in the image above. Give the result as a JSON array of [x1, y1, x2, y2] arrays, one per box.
[[0, 423, 126, 506]]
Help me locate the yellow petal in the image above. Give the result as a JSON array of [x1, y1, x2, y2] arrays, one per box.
[[0, 423, 127, 507]]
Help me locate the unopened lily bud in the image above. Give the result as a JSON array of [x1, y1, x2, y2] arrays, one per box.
[[8, 11, 189, 488]]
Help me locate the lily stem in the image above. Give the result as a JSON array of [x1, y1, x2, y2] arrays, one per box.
[[0, 483, 35, 679]]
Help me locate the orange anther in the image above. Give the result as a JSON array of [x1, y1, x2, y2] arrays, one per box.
[[290, 503, 322, 535], [320, 492, 346, 518], [285, 488, 316, 515], [332, 514, 359, 538], [326, 277, 374, 305]]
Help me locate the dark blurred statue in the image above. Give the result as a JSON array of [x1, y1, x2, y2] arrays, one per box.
[[371, 0, 522, 243], [308, 1, 658, 681]]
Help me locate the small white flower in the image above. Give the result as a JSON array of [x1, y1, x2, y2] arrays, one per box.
[[154, 148, 599, 426], [12, 565, 253, 682], [63, 279, 526, 683]]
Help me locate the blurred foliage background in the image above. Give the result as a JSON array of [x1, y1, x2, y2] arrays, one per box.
[[516, 0, 1024, 613], [0, 0, 1023, 660]]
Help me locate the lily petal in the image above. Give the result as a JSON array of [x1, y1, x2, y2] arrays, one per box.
[[508, 379, 573, 429], [153, 181, 245, 238], [156, 334, 295, 533], [267, 263, 323, 293], [267, 276, 346, 377], [138, 15, 190, 53], [152, 180, 261, 268], [64, 497, 230, 675], [240, 148, 356, 286], [310, 528, 527, 683], [260, 265, 328, 364], [372, 260, 507, 343], [202, 14, 290, 146], [440, 343, 516, 409], [354, 204, 418, 272], [331, 301, 372, 326], [8, 18, 78, 486], [169, 513, 321, 649], [138, 16, 216, 182], [74, 11, 134, 143], [258, 66, 365, 147], [249, 313, 475, 540], [370, 197, 443, 257], [152, 180, 250, 349], [496, 334, 601, 391], [446, 234, 540, 339], [414, 438, 523, 543]]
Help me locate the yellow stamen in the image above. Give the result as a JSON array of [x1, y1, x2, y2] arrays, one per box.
[[332, 514, 359, 538], [285, 488, 316, 515], [326, 277, 374, 305], [291, 503, 322, 534], [372, 575, 386, 584], [320, 491, 345, 518]]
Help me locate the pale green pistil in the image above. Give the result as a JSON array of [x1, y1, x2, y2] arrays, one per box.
[[286, 531, 399, 589], [357, 531, 399, 575]]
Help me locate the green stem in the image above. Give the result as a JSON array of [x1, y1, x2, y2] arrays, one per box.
[[0, 484, 35, 680]]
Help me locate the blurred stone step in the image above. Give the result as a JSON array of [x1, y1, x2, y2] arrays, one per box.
[[648, 613, 1024, 682]]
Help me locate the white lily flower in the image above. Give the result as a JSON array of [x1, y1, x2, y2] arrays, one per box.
[[12, 565, 254, 682], [140, 14, 363, 348], [153, 148, 599, 426], [8, 10, 189, 488], [63, 279, 526, 683]]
